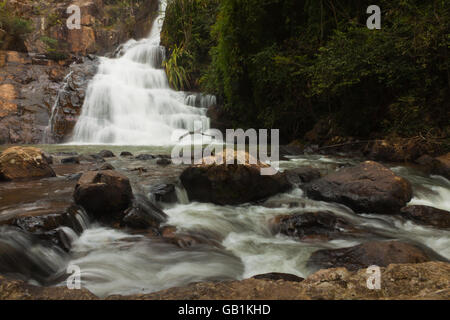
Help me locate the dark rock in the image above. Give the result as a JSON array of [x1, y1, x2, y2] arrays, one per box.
[[122, 194, 167, 229], [156, 158, 172, 166], [432, 153, 450, 179], [149, 184, 177, 203], [415, 154, 435, 167], [180, 160, 291, 205], [73, 170, 133, 222], [307, 241, 440, 272], [79, 154, 105, 163], [98, 150, 115, 158], [366, 139, 424, 162], [65, 173, 83, 181], [400, 205, 450, 229], [270, 211, 366, 241], [304, 161, 413, 214], [252, 273, 304, 282], [98, 163, 115, 171], [0, 147, 56, 181], [61, 156, 80, 164], [284, 167, 321, 186], [135, 154, 155, 161], [120, 152, 133, 157]]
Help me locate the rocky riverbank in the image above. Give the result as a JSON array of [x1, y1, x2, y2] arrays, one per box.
[[0, 145, 449, 299], [1, 262, 449, 300]]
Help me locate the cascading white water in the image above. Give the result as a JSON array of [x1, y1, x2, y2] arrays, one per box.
[[71, 0, 210, 145]]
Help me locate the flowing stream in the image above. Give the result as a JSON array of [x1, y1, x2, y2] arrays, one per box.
[[0, 0, 449, 299]]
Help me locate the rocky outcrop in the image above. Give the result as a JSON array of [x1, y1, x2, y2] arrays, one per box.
[[0, 262, 449, 300], [304, 161, 412, 214], [400, 205, 450, 229], [0, 146, 55, 181], [73, 170, 133, 222], [180, 152, 291, 205], [270, 211, 367, 241], [306, 241, 442, 272], [0, 50, 98, 144]]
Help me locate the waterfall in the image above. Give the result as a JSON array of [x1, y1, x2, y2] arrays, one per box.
[[71, 0, 211, 146]]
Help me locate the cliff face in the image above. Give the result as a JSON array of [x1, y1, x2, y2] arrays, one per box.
[[0, 0, 159, 144]]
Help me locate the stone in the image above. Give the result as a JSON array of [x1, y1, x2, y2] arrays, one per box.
[[0, 147, 56, 181], [270, 211, 367, 241], [120, 151, 133, 157], [284, 166, 321, 186], [400, 205, 450, 229], [60, 156, 80, 164], [252, 273, 304, 282], [122, 194, 167, 229], [73, 170, 133, 222], [304, 161, 412, 214], [307, 241, 441, 272], [98, 150, 115, 158], [432, 153, 450, 179], [180, 152, 291, 205], [149, 184, 177, 203]]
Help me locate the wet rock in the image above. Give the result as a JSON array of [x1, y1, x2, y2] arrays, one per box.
[[122, 194, 167, 229], [79, 154, 105, 163], [135, 154, 155, 161], [0, 147, 56, 181], [304, 161, 412, 214], [307, 241, 440, 272], [120, 262, 450, 300], [160, 226, 220, 249], [149, 184, 177, 203], [97, 163, 115, 171], [180, 152, 291, 205], [432, 152, 450, 179], [270, 211, 366, 241], [156, 158, 172, 166], [284, 167, 321, 186], [60, 156, 80, 164], [73, 170, 133, 222], [400, 205, 450, 229], [120, 152, 133, 157], [98, 150, 115, 158], [252, 273, 304, 282]]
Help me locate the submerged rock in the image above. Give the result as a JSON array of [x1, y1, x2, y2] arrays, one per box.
[[135, 154, 155, 161], [307, 240, 441, 272], [400, 205, 450, 229], [60, 156, 80, 164], [180, 151, 291, 205], [0, 147, 56, 181], [284, 167, 321, 186], [98, 150, 115, 158], [156, 158, 172, 166], [270, 211, 367, 241], [149, 184, 177, 203], [122, 194, 167, 229], [304, 161, 412, 214], [73, 170, 133, 222]]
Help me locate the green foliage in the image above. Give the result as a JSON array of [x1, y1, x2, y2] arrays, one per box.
[[163, 0, 450, 142], [0, 0, 32, 38], [161, 0, 220, 90], [163, 45, 191, 90], [41, 36, 68, 61]]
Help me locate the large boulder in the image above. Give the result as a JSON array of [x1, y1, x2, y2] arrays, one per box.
[[270, 211, 367, 241], [73, 170, 133, 222], [0, 147, 56, 181], [307, 241, 440, 272], [304, 161, 412, 214], [180, 152, 291, 205], [400, 205, 450, 229]]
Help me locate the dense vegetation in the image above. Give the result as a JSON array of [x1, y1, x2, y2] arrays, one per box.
[[162, 0, 449, 145]]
